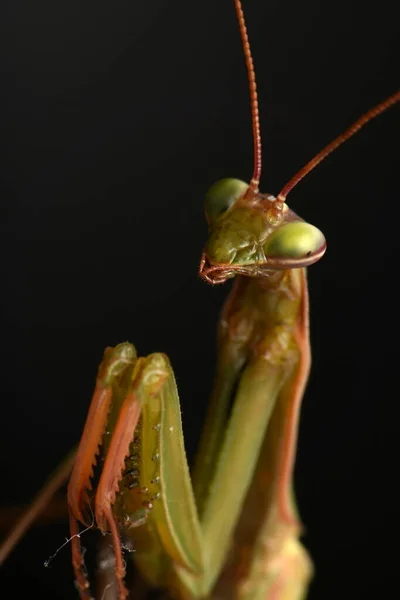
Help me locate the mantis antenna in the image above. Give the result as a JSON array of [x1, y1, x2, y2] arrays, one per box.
[[233, 0, 262, 196], [234, 0, 399, 212], [277, 89, 400, 203]]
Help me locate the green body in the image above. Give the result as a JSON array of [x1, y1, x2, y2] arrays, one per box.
[[75, 179, 325, 599]]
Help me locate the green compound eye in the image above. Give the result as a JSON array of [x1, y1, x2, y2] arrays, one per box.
[[263, 221, 325, 259], [204, 178, 248, 224]]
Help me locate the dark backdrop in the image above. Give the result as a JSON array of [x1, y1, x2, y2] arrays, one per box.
[[1, 1, 399, 598]]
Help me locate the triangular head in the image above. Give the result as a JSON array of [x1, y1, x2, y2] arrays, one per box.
[[200, 178, 327, 284]]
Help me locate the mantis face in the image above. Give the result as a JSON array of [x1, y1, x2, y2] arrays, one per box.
[[200, 178, 326, 284]]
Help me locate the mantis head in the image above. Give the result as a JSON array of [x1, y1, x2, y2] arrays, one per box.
[[199, 178, 326, 284], [197, 1, 398, 285]]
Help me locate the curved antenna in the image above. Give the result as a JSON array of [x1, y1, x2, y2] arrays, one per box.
[[233, 0, 262, 196], [277, 89, 400, 203]]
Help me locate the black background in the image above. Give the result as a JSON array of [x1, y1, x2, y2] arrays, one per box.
[[1, 1, 399, 598]]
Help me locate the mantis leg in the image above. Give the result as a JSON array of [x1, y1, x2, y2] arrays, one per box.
[[2, 267, 312, 600], [68, 313, 301, 600], [0, 449, 76, 566], [68, 347, 205, 600]]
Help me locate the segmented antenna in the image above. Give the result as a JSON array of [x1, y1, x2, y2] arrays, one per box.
[[234, 1, 398, 207], [277, 89, 400, 203], [233, 0, 261, 196]]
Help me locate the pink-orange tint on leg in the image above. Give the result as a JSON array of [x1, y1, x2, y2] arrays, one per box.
[[277, 269, 311, 526], [0, 451, 75, 565], [95, 392, 141, 531], [68, 384, 113, 525], [69, 507, 93, 600], [87, 392, 142, 598], [102, 504, 129, 600]]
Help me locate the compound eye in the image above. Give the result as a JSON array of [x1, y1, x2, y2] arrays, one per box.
[[204, 178, 248, 225], [263, 222, 325, 259]]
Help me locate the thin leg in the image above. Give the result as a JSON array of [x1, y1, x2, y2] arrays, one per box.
[[0, 449, 76, 565], [69, 506, 93, 600], [102, 505, 129, 600], [94, 389, 142, 600], [0, 496, 68, 532]]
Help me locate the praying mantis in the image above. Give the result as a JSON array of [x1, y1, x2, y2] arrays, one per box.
[[0, 0, 400, 596]]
